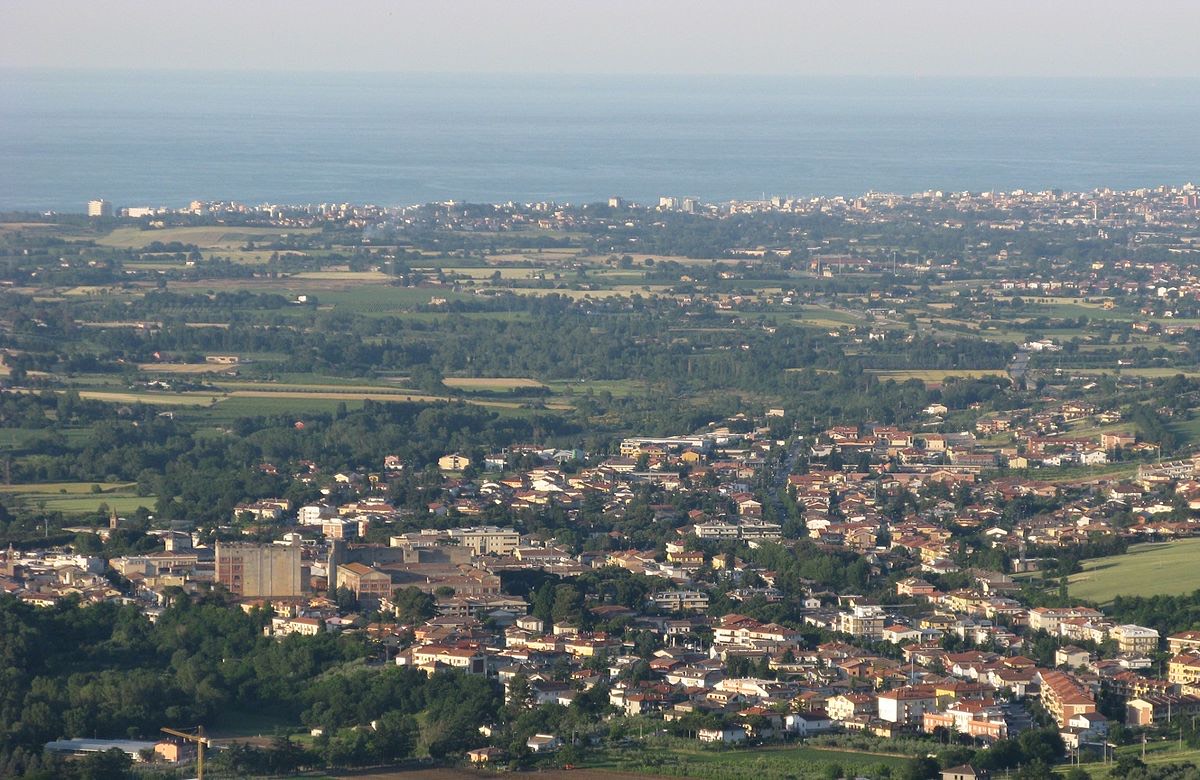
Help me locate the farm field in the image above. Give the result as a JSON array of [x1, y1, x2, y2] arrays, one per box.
[[1061, 367, 1200, 378], [441, 377, 546, 390], [1068, 538, 1200, 602], [1070, 741, 1200, 779], [75, 390, 216, 406], [544, 378, 651, 398], [584, 742, 911, 780], [137, 362, 229, 374], [0, 482, 153, 516], [329, 769, 673, 780], [95, 225, 318, 249], [867, 369, 1008, 383]]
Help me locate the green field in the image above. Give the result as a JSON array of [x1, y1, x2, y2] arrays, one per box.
[[1065, 367, 1200, 378], [1069, 538, 1200, 603], [585, 742, 911, 780], [867, 368, 1008, 384], [0, 481, 154, 516], [1071, 741, 1200, 779]]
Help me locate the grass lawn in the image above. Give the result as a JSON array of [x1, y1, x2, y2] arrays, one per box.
[[1069, 538, 1200, 603]]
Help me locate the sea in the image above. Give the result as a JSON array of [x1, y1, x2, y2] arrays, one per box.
[[2, 69, 1200, 212]]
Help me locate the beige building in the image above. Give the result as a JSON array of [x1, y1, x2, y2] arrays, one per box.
[[437, 453, 472, 471], [1168, 653, 1200, 686], [444, 526, 520, 556], [1110, 624, 1160, 654], [216, 542, 302, 598]]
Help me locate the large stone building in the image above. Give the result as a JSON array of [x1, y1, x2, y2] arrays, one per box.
[[215, 542, 302, 598]]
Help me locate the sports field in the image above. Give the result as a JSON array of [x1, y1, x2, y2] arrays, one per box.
[[1068, 538, 1200, 602]]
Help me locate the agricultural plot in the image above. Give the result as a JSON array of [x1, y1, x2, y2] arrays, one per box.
[[585, 742, 911, 780], [0, 482, 153, 517], [867, 369, 1008, 384], [441, 377, 547, 390], [95, 226, 318, 249]]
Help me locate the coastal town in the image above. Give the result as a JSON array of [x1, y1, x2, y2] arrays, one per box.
[[8, 405, 1200, 775], [5, 183, 1200, 778]]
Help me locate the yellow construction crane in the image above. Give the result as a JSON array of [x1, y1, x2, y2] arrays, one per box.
[[160, 726, 210, 780]]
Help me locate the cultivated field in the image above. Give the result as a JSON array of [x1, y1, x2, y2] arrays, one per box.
[[585, 742, 911, 780], [1068, 538, 1200, 602], [867, 369, 1008, 384], [75, 390, 216, 405], [0, 482, 153, 516], [441, 377, 546, 390], [138, 363, 228, 374], [95, 226, 318, 249], [1064, 367, 1200, 378]]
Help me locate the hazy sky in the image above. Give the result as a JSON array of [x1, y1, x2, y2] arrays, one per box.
[[3, 0, 1197, 77]]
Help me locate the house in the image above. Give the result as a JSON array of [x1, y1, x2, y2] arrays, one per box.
[[526, 734, 561, 753], [942, 766, 989, 780], [467, 747, 505, 764], [785, 711, 832, 736], [698, 727, 747, 744], [438, 453, 472, 472], [827, 692, 876, 722], [1055, 646, 1091, 669], [1061, 712, 1108, 750]]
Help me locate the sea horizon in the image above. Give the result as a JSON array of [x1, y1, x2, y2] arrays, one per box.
[[3, 69, 1200, 212]]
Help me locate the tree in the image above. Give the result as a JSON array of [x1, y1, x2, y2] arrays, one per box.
[[390, 586, 435, 623], [1111, 753, 1146, 778], [72, 748, 133, 780], [334, 587, 359, 612], [1017, 727, 1065, 766], [900, 756, 940, 780], [551, 585, 584, 626]]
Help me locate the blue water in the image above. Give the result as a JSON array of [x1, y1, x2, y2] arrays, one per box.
[[2, 70, 1199, 212]]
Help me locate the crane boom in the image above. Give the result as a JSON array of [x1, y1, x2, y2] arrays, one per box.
[[161, 726, 209, 780]]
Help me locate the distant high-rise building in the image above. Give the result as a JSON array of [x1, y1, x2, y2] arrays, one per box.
[[681, 197, 698, 214], [608, 196, 624, 209], [215, 542, 302, 597], [658, 196, 678, 210], [86, 199, 112, 218]]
